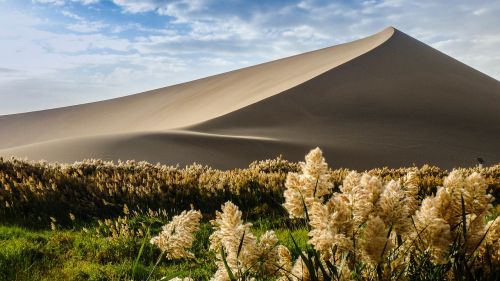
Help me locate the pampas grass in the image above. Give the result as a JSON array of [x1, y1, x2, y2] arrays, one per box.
[[199, 148, 498, 280], [150, 209, 202, 260], [1, 149, 499, 280]]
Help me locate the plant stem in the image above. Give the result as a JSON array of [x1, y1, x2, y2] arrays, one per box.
[[146, 251, 165, 281]]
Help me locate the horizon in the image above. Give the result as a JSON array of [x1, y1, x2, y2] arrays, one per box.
[[1, 0, 499, 115]]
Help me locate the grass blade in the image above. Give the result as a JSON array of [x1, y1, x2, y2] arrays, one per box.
[[461, 193, 467, 245], [236, 229, 246, 260], [221, 247, 237, 281], [132, 225, 150, 279]]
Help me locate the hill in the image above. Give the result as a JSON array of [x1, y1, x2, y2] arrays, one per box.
[[0, 27, 499, 169]]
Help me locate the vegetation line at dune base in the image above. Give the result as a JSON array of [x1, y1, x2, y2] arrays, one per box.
[[0, 156, 498, 224]]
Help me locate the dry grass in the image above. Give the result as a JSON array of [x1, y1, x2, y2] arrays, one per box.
[[0, 156, 498, 225]]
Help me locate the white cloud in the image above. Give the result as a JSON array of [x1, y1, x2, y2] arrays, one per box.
[[111, 0, 157, 13], [66, 20, 107, 33], [200, 57, 233, 66], [32, 0, 65, 5], [282, 25, 329, 41], [61, 9, 108, 33], [0, 67, 19, 73], [77, 0, 99, 4], [33, 0, 99, 5], [61, 10, 84, 20], [157, 0, 207, 22], [109, 0, 214, 28]]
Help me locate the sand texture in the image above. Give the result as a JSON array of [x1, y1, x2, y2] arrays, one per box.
[[1, 27, 499, 169]]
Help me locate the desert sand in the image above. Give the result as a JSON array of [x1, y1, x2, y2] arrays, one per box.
[[0, 27, 499, 169]]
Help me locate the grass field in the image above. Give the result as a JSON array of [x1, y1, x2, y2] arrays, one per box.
[[1, 149, 499, 280], [0, 218, 309, 280]]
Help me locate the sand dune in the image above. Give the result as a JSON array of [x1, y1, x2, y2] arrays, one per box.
[[0, 27, 393, 148], [0, 27, 499, 169]]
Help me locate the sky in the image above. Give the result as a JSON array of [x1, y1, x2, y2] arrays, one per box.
[[0, 0, 499, 115]]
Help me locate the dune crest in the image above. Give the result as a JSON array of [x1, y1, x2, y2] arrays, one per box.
[[1, 27, 499, 169]]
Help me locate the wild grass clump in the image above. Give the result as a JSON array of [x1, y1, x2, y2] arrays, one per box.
[[1, 156, 498, 225], [276, 148, 499, 280], [157, 148, 499, 280]]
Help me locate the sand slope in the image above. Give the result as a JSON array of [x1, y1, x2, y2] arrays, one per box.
[[0, 27, 499, 169]]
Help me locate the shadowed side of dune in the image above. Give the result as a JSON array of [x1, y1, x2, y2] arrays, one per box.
[[0, 132, 307, 168], [188, 29, 500, 168]]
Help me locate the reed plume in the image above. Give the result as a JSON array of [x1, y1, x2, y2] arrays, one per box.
[[360, 215, 390, 265], [283, 147, 333, 218], [276, 245, 293, 281], [150, 209, 202, 260], [377, 180, 410, 235], [413, 196, 453, 263], [209, 201, 258, 280]]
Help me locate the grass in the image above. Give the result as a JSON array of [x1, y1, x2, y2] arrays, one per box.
[[2, 157, 498, 224], [1, 155, 498, 280], [0, 219, 308, 281]]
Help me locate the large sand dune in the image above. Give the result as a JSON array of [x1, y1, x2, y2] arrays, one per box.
[[0, 27, 499, 169]]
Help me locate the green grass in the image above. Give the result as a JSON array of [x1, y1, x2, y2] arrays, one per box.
[[0, 219, 308, 281]]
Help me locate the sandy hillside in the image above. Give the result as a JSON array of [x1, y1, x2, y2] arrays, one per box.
[[0, 27, 499, 169]]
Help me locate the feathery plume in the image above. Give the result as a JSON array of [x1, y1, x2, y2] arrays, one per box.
[[403, 172, 420, 216], [413, 197, 452, 263], [257, 230, 280, 274], [349, 173, 383, 229], [308, 200, 353, 260], [377, 180, 410, 235], [291, 256, 311, 281], [361, 215, 390, 266], [339, 170, 360, 194], [308, 201, 335, 259], [150, 209, 202, 260], [464, 213, 489, 254], [123, 204, 130, 215], [360, 173, 384, 205], [209, 201, 258, 280], [301, 147, 331, 198], [443, 170, 464, 190], [438, 170, 464, 226], [283, 173, 311, 218], [478, 218, 500, 265], [276, 245, 293, 280], [463, 172, 492, 216], [283, 148, 332, 218], [308, 171, 388, 261]]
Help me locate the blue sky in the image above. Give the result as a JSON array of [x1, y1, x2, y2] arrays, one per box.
[[1, 0, 499, 114]]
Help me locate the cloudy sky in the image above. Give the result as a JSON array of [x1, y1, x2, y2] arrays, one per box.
[[1, 0, 499, 115]]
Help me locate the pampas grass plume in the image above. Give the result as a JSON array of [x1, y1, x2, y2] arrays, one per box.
[[150, 209, 202, 260], [361, 215, 390, 265]]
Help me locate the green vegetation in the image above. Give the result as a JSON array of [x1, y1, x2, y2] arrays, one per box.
[[0, 219, 308, 281]]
